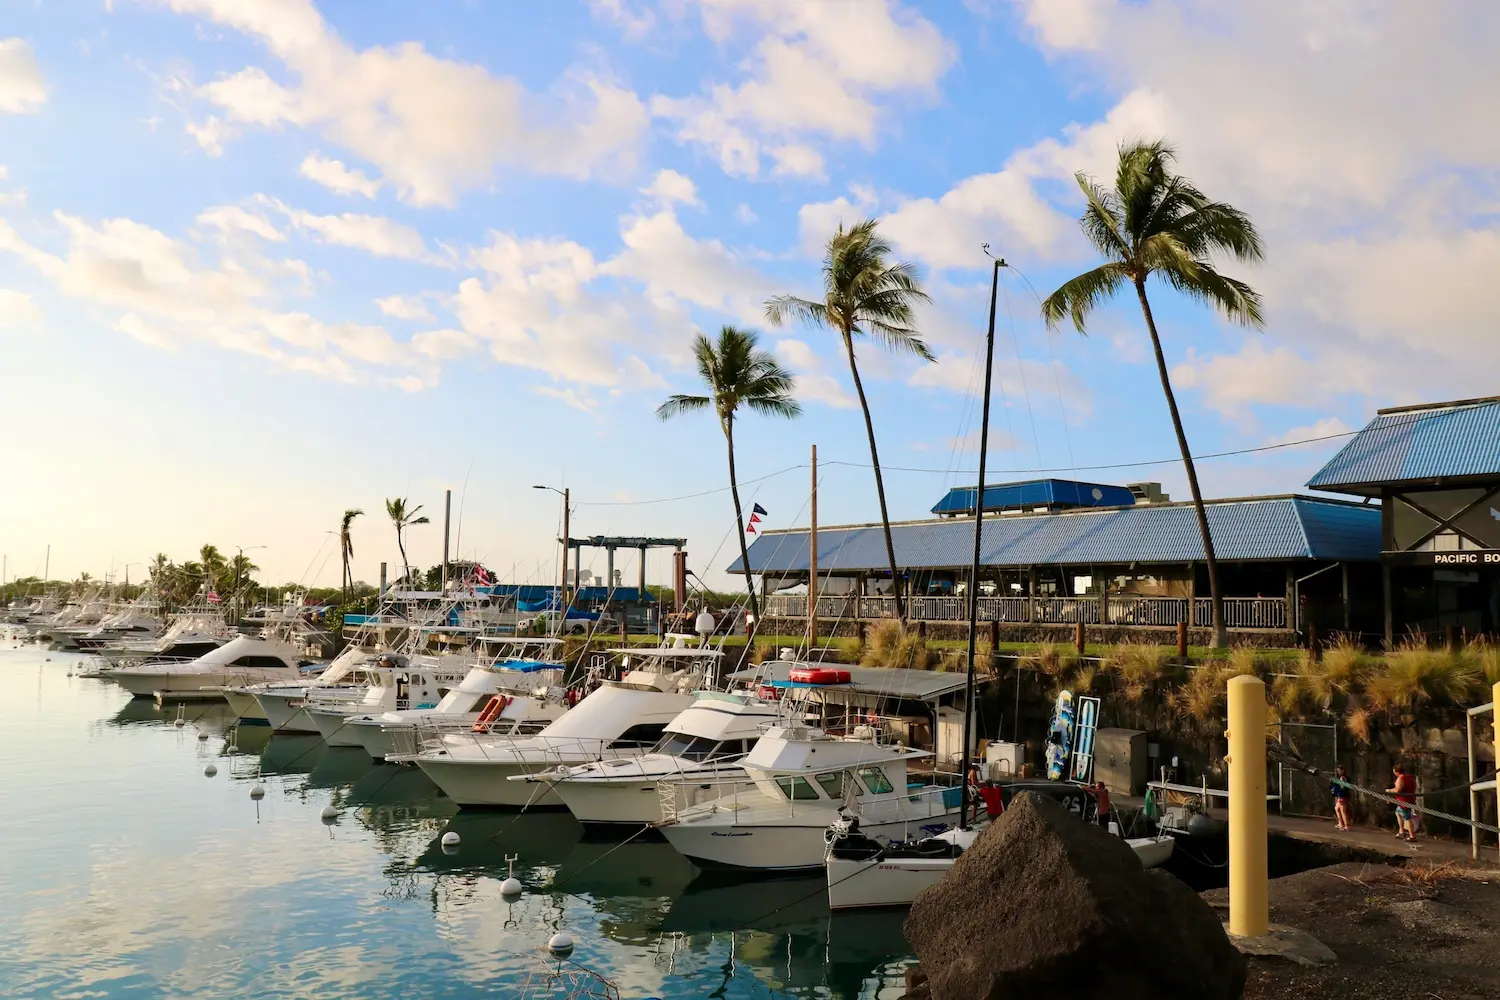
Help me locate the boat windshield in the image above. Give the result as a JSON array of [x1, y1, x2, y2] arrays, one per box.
[[774, 776, 821, 801], [652, 733, 728, 761]]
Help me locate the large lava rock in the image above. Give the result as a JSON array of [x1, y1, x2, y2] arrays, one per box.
[[904, 791, 1245, 1000]]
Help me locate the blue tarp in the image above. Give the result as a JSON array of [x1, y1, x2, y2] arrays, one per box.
[[500, 659, 562, 673]]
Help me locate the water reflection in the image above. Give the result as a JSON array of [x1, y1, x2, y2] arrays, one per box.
[[259, 734, 326, 776]]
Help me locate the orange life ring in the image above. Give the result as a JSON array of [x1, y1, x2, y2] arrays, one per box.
[[471, 695, 510, 733]]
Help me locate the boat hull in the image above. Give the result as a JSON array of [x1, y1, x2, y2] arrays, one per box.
[[662, 809, 963, 873], [309, 706, 366, 747], [415, 754, 567, 809], [553, 774, 754, 826], [347, 718, 405, 761], [223, 689, 269, 724]]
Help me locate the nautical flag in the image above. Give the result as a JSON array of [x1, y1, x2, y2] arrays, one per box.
[[748, 513, 761, 526], [752, 503, 768, 516], [746, 523, 757, 534], [206, 592, 221, 604], [473, 565, 493, 585]]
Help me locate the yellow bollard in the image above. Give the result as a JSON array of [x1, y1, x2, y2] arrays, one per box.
[[1227, 674, 1268, 937]]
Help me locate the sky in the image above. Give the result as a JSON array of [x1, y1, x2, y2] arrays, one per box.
[[1, 0, 1497, 591]]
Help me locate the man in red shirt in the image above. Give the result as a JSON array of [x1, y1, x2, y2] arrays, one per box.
[[1387, 764, 1418, 842]]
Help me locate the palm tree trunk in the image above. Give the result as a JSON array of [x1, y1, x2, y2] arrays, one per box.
[[1134, 279, 1227, 648], [723, 414, 760, 623], [841, 331, 906, 623], [397, 530, 410, 587]]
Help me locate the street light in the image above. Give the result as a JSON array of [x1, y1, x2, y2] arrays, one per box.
[[533, 485, 571, 614]]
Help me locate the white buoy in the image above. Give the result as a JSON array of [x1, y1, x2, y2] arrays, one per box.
[[250, 783, 265, 800], [501, 875, 523, 897], [547, 932, 574, 956], [174, 718, 186, 728], [320, 805, 340, 823], [204, 764, 218, 777], [441, 831, 460, 849], [196, 730, 209, 741], [226, 745, 238, 754]]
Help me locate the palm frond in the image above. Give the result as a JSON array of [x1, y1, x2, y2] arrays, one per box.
[[656, 394, 713, 420], [1075, 173, 1131, 260], [1173, 199, 1265, 262], [765, 294, 831, 330], [1158, 260, 1265, 328], [1040, 262, 1129, 332]]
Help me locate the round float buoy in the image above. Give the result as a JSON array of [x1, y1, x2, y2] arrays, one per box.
[[320, 805, 340, 823], [204, 764, 217, 777], [226, 745, 238, 754], [174, 718, 186, 728], [250, 783, 265, 800], [501, 876, 523, 898], [197, 731, 210, 741], [547, 932, 574, 956], [441, 831, 460, 849]]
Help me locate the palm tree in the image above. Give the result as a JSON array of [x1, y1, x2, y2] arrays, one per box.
[[1041, 139, 1263, 649], [765, 218, 931, 623], [385, 498, 429, 586], [198, 544, 226, 593], [657, 326, 800, 622], [339, 508, 363, 605]]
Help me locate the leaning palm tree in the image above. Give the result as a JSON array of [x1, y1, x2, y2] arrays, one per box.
[[657, 326, 800, 622], [339, 508, 363, 604], [385, 498, 429, 587], [1041, 139, 1263, 649], [765, 218, 931, 622]]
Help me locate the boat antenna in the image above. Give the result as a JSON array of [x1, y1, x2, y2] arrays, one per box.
[[961, 246, 1004, 830]]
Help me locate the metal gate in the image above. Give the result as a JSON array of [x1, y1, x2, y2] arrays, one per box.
[[1273, 722, 1337, 818]]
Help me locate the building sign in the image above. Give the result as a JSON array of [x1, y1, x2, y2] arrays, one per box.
[[1385, 549, 1500, 567]]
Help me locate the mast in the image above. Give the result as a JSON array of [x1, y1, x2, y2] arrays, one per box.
[[441, 489, 452, 594], [808, 443, 818, 654], [962, 254, 1003, 829]]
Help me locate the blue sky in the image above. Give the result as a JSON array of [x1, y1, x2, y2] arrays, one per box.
[[2, 1, 1497, 589]]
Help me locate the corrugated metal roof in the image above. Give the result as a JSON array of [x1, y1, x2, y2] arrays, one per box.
[[729, 496, 1381, 573], [1307, 398, 1500, 494], [726, 660, 971, 702], [930, 479, 1137, 515]]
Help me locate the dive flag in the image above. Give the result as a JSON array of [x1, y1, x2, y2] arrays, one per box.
[[752, 503, 769, 516]]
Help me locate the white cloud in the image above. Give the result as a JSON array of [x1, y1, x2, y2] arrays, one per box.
[[410, 327, 478, 361], [185, 115, 230, 155], [534, 384, 599, 413], [796, 184, 878, 253], [196, 204, 284, 242], [587, 0, 656, 41], [0, 38, 47, 113], [299, 152, 380, 199], [603, 207, 769, 321], [375, 294, 432, 320], [1265, 417, 1354, 451], [653, 0, 953, 179], [0, 288, 42, 326], [774, 337, 855, 409], [166, 0, 649, 206], [733, 202, 758, 224], [261, 198, 433, 261], [640, 169, 701, 208]]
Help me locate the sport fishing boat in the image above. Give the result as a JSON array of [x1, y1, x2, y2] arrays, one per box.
[[657, 716, 963, 872], [414, 639, 721, 808], [241, 645, 383, 732], [345, 638, 569, 760], [822, 780, 1176, 910], [306, 655, 459, 747], [107, 635, 314, 698], [544, 689, 783, 826]]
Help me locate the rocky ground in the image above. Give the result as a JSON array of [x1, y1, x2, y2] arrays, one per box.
[[1201, 860, 1500, 1000]]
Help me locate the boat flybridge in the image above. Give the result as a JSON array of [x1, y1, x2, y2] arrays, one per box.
[[656, 669, 965, 872], [73, 603, 163, 651], [98, 612, 237, 667], [347, 637, 569, 761], [242, 645, 393, 732], [415, 636, 722, 809], [107, 635, 315, 698], [306, 654, 461, 747], [544, 688, 786, 826]]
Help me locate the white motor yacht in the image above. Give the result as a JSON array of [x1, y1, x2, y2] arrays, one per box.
[[823, 782, 1176, 910], [247, 646, 386, 733], [101, 612, 236, 666], [307, 655, 456, 747], [107, 635, 313, 698], [657, 721, 963, 872], [546, 689, 782, 826], [415, 640, 721, 809], [346, 638, 568, 761]]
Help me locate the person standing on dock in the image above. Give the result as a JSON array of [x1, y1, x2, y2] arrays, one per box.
[[1331, 765, 1352, 831], [1387, 764, 1418, 842]]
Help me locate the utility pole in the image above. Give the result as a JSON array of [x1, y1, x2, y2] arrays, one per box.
[[44, 544, 50, 584], [808, 443, 818, 654], [441, 489, 452, 594], [562, 488, 571, 611], [379, 562, 387, 601]]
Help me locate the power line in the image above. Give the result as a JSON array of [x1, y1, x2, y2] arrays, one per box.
[[572, 464, 807, 507]]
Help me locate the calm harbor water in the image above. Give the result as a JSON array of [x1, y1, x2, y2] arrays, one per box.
[[0, 646, 912, 999]]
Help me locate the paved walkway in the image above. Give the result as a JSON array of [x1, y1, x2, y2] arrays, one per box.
[[1118, 795, 1496, 864]]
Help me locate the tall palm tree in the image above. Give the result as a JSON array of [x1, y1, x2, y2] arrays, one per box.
[[339, 508, 363, 604], [198, 544, 226, 594], [657, 326, 800, 623], [1041, 139, 1263, 649], [765, 218, 932, 623], [385, 498, 429, 587]]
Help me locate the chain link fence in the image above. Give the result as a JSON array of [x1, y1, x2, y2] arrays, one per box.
[[1274, 722, 1337, 818]]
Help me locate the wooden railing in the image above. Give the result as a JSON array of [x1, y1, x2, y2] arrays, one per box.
[[762, 593, 1289, 630]]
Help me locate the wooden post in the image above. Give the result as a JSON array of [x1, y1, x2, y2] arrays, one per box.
[[1177, 619, 1188, 661], [1382, 562, 1393, 648], [1027, 566, 1037, 624], [1341, 561, 1350, 631], [989, 618, 999, 652], [917, 620, 927, 642], [1074, 620, 1085, 656]]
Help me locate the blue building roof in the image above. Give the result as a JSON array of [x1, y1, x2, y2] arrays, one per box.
[[931, 478, 1137, 515], [1307, 397, 1500, 495], [729, 496, 1380, 573]]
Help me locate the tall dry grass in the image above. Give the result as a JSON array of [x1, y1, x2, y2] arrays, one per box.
[[1109, 641, 1176, 702], [1365, 639, 1483, 713], [860, 619, 934, 669]]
